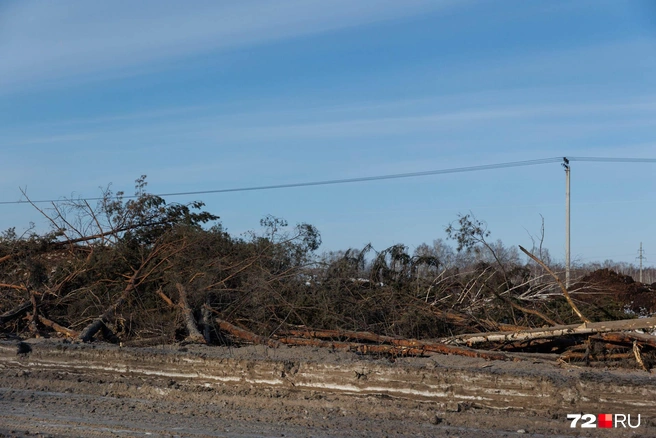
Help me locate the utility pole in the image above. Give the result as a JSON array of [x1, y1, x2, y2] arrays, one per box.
[[562, 157, 570, 288], [638, 242, 644, 283]]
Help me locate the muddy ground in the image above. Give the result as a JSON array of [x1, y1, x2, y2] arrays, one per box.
[[0, 339, 654, 437]]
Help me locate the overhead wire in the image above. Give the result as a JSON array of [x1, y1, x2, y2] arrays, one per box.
[[568, 157, 656, 163], [0, 157, 562, 205], [0, 156, 653, 206]]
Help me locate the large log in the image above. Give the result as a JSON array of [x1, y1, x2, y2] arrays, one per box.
[[447, 317, 656, 346], [277, 328, 510, 360], [596, 332, 656, 349], [28, 289, 39, 334], [38, 315, 78, 338], [78, 271, 140, 342], [215, 318, 280, 347], [176, 283, 205, 344]]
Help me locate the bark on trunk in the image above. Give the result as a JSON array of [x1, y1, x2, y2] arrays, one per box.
[[38, 315, 78, 338], [176, 283, 205, 344], [277, 328, 510, 360], [28, 289, 39, 334], [595, 331, 656, 349], [447, 317, 656, 346], [215, 318, 279, 347], [201, 300, 212, 343]]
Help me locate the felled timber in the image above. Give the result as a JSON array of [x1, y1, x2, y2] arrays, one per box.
[[560, 351, 633, 361], [215, 318, 279, 347], [447, 317, 656, 346], [35, 315, 78, 338], [176, 283, 205, 344], [277, 328, 511, 360], [595, 332, 656, 349]]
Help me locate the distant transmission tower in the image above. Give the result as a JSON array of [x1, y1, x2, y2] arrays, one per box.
[[637, 243, 645, 283]]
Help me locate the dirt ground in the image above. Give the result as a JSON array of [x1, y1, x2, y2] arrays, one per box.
[[0, 339, 654, 437]]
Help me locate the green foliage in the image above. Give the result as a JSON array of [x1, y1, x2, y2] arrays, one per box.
[[445, 213, 490, 253], [101, 176, 219, 245]]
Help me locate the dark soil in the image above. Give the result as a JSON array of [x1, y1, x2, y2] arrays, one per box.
[[572, 269, 656, 318]]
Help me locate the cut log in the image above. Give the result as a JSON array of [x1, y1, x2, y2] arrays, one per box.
[[215, 318, 280, 347], [276, 328, 510, 360], [219, 316, 512, 360], [596, 332, 656, 349], [176, 283, 205, 344], [200, 300, 212, 343], [447, 317, 656, 346], [28, 289, 39, 334], [38, 315, 78, 338]]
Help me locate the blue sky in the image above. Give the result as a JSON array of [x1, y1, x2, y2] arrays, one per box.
[[1, 0, 655, 265]]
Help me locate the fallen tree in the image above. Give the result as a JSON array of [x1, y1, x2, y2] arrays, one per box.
[[446, 317, 656, 346]]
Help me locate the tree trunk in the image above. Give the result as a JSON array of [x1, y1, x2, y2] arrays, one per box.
[[201, 299, 212, 343], [78, 271, 140, 342], [28, 289, 39, 334], [447, 317, 656, 346], [38, 315, 78, 338], [215, 318, 279, 347], [176, 283, 205, 344]]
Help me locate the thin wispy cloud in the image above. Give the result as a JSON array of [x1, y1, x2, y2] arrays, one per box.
[[0, 0, 451, 93], [6, 94, 656, 148], [1, 1, 654, 263]]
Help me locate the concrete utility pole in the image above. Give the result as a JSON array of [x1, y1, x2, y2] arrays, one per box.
[[639, 242, 644, 283], [562, 157, 570, 289]]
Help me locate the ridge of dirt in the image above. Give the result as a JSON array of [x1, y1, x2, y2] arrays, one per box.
[[0, 339, 654, 437], [572, 269, 656, 316]]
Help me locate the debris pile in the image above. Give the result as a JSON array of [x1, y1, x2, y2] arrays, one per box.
[[1, 179, 655, 372]]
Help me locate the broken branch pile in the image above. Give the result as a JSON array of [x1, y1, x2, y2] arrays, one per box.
[[1, 179, 655, 371]]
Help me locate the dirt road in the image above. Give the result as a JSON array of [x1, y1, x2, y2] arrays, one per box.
[[0, 339, 654, 437]]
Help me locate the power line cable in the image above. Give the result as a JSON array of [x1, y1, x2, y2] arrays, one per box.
[[0, 157, 562, 205], [0, 156, 653, 206], [568, 157, 656, 163]]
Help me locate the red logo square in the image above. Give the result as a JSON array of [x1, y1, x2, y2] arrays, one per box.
[[598, 413, 613, 428]]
